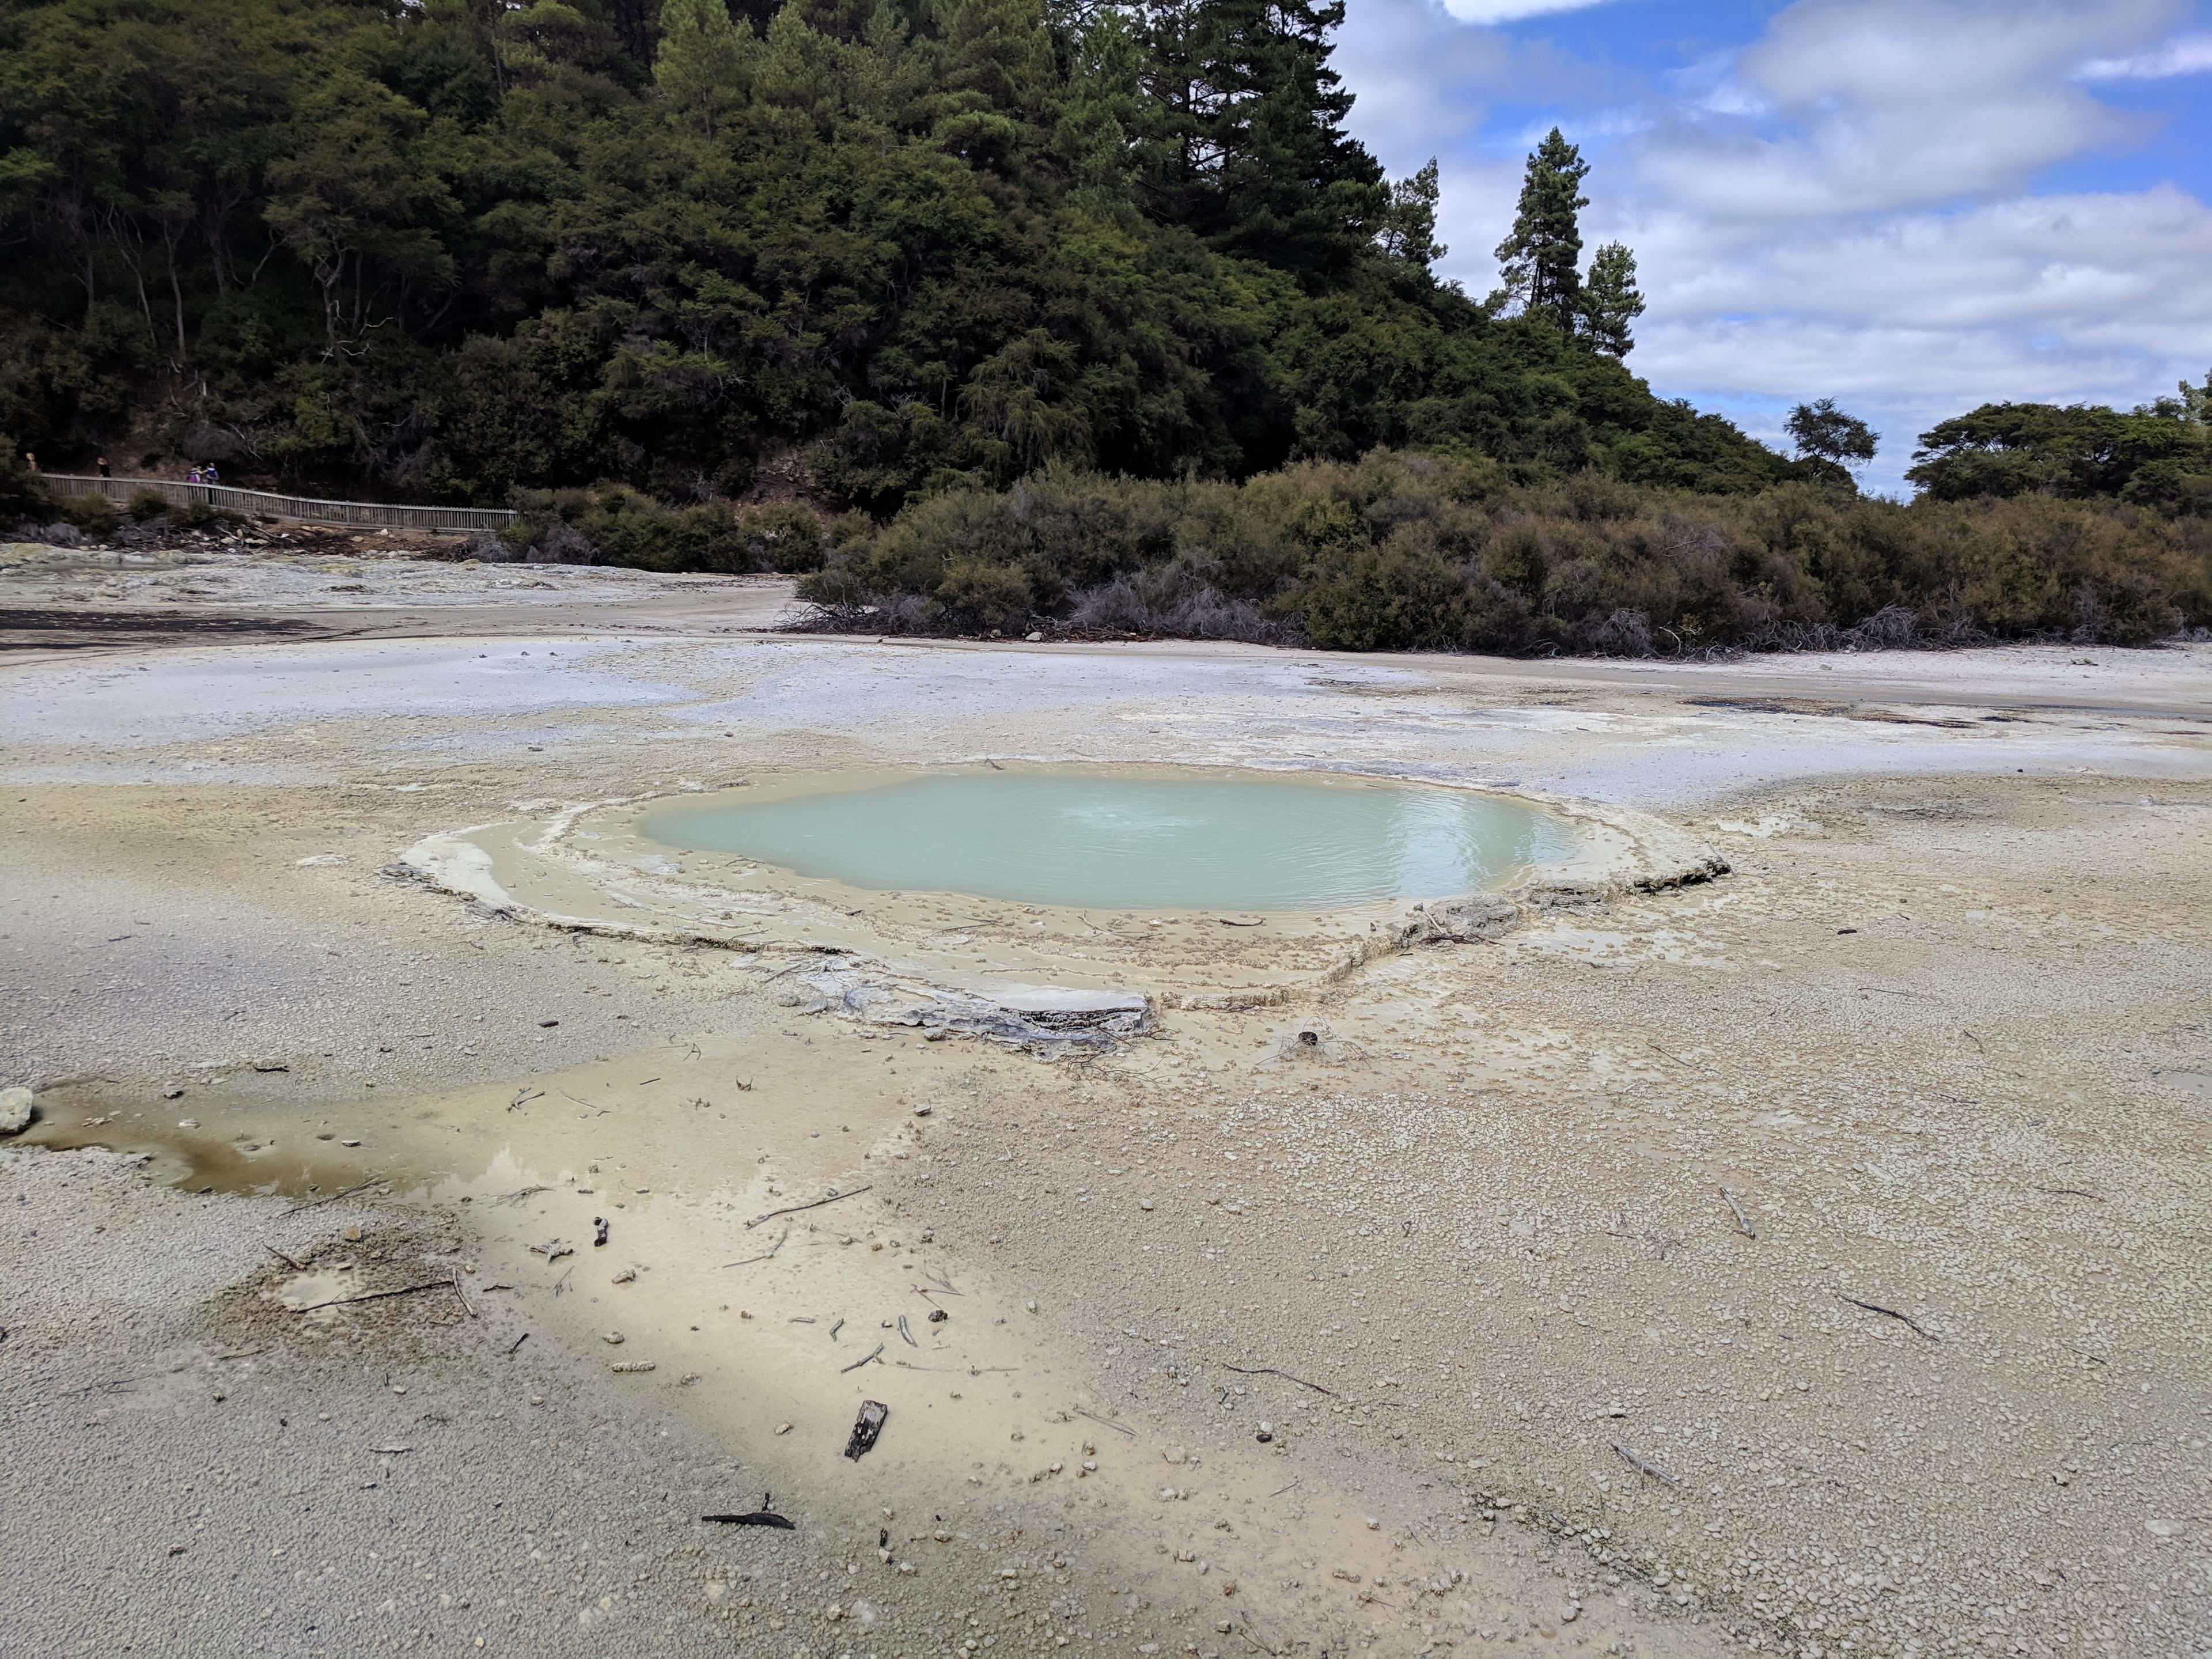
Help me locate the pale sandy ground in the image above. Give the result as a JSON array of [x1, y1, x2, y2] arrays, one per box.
[[2, 552, 2209, 1659]]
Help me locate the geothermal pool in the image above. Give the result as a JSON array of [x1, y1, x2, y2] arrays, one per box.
[[639, 770, 1575, 912]]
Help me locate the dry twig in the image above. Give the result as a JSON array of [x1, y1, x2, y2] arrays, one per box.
[[721, 1228, 789, 1269], [282, 1175, 385, 1215], [840, 1342, 885, 1374], [1611, 1442, 1678, 1486], [745, 1185, 872, 1230], [1838, 1293, 1939, 1341], [290, 1280, 456, 1315], [1721, 1188, 1758, 1240], [1220, 1362, 1336, 1396]]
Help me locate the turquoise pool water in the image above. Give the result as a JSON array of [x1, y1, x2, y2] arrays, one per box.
[[640, 771, 1573, 911]]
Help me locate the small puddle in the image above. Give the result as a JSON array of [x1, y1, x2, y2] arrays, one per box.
[[640, 769, 1575, 911]]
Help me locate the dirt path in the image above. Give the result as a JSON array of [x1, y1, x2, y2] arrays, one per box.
[[2, 558, 2207, 1658]]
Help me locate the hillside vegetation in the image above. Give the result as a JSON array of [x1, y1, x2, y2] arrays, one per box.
[[3, 0, 2207, 650], [0, 0, 1785, 502]]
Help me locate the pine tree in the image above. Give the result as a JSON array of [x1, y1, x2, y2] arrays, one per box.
[[2180, 368, 2211, 425], [1491, 127, 1587, 325], [653, 0, 755, 137], [1376, 157, 1445, 270], [1130, 0, 1385, 275], [1786, 398, 1879, 469], [1576, 241, 1643, 358]]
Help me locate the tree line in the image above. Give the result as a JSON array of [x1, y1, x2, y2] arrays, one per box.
[[0, 0, 1779, 506]]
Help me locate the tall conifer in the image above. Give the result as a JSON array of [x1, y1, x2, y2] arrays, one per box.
[[1576, 241, 1643, 358], [1130, 0, 1384, 275], [1491, 127, 1588, 325]]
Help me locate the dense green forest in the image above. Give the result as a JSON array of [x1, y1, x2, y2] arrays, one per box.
[[0, 0, 1786, 502], [3, 0, 2207, 650]]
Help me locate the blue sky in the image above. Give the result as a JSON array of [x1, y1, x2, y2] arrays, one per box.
[[1332, 0, 2212, 493]]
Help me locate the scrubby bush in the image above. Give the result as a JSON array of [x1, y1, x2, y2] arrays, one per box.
[[168, 496, 238, 532], [797, 450, 2212, 652], [499, 487, 861, 577]]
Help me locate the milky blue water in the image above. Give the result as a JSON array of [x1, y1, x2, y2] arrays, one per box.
[[641, 772, 1573, 911]]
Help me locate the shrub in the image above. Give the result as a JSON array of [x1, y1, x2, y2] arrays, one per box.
[[796, 449, 2211, 652], [934, 558, 1034, 634], [48, 494, 116, 536], [1293, 540, 1469, 652], [503, 487, 843, 574]]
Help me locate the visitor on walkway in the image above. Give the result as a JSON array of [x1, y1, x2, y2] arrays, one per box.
[[186, 466, 203, 484]]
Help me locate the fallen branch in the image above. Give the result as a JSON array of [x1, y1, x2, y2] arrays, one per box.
[[449, 1274, 475, 1319], [1720, 1188, 1758, 1240], [1611, 1441, 1677, 1486], [2033, 1185, 2101, 1200], [504, 1332, 529, 1357], [282, 1175, 385, 1215], [839, 1342, 885, 1374], [290, 1279, 457, 1315], [704, 1509, 794, 1530], [1072, 1406, 1135, 1438], [1219, 1362, 1336, 1397], [1838, 1293, 1939, 1341], [721, 1228, 789, 1269], [745, 1185, 872, 1230], [60, 1376, 148, 1398], [265, 1244, 307, 1271]]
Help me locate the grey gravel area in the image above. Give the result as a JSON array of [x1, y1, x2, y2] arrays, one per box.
[[0, 1148, 922, 1658]]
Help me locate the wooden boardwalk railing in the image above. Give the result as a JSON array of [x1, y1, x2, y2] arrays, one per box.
[[40, 474, 516, 533]]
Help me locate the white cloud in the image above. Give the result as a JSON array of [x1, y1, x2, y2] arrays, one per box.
[[2077, 32, 2212, 78], [1623, 185, 2212, 490], [1335, 0, 1559, 173], [1339, 0, 2212, 495], [1435, 0, 1616, 22], [1642, 0, 2181, 217]]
